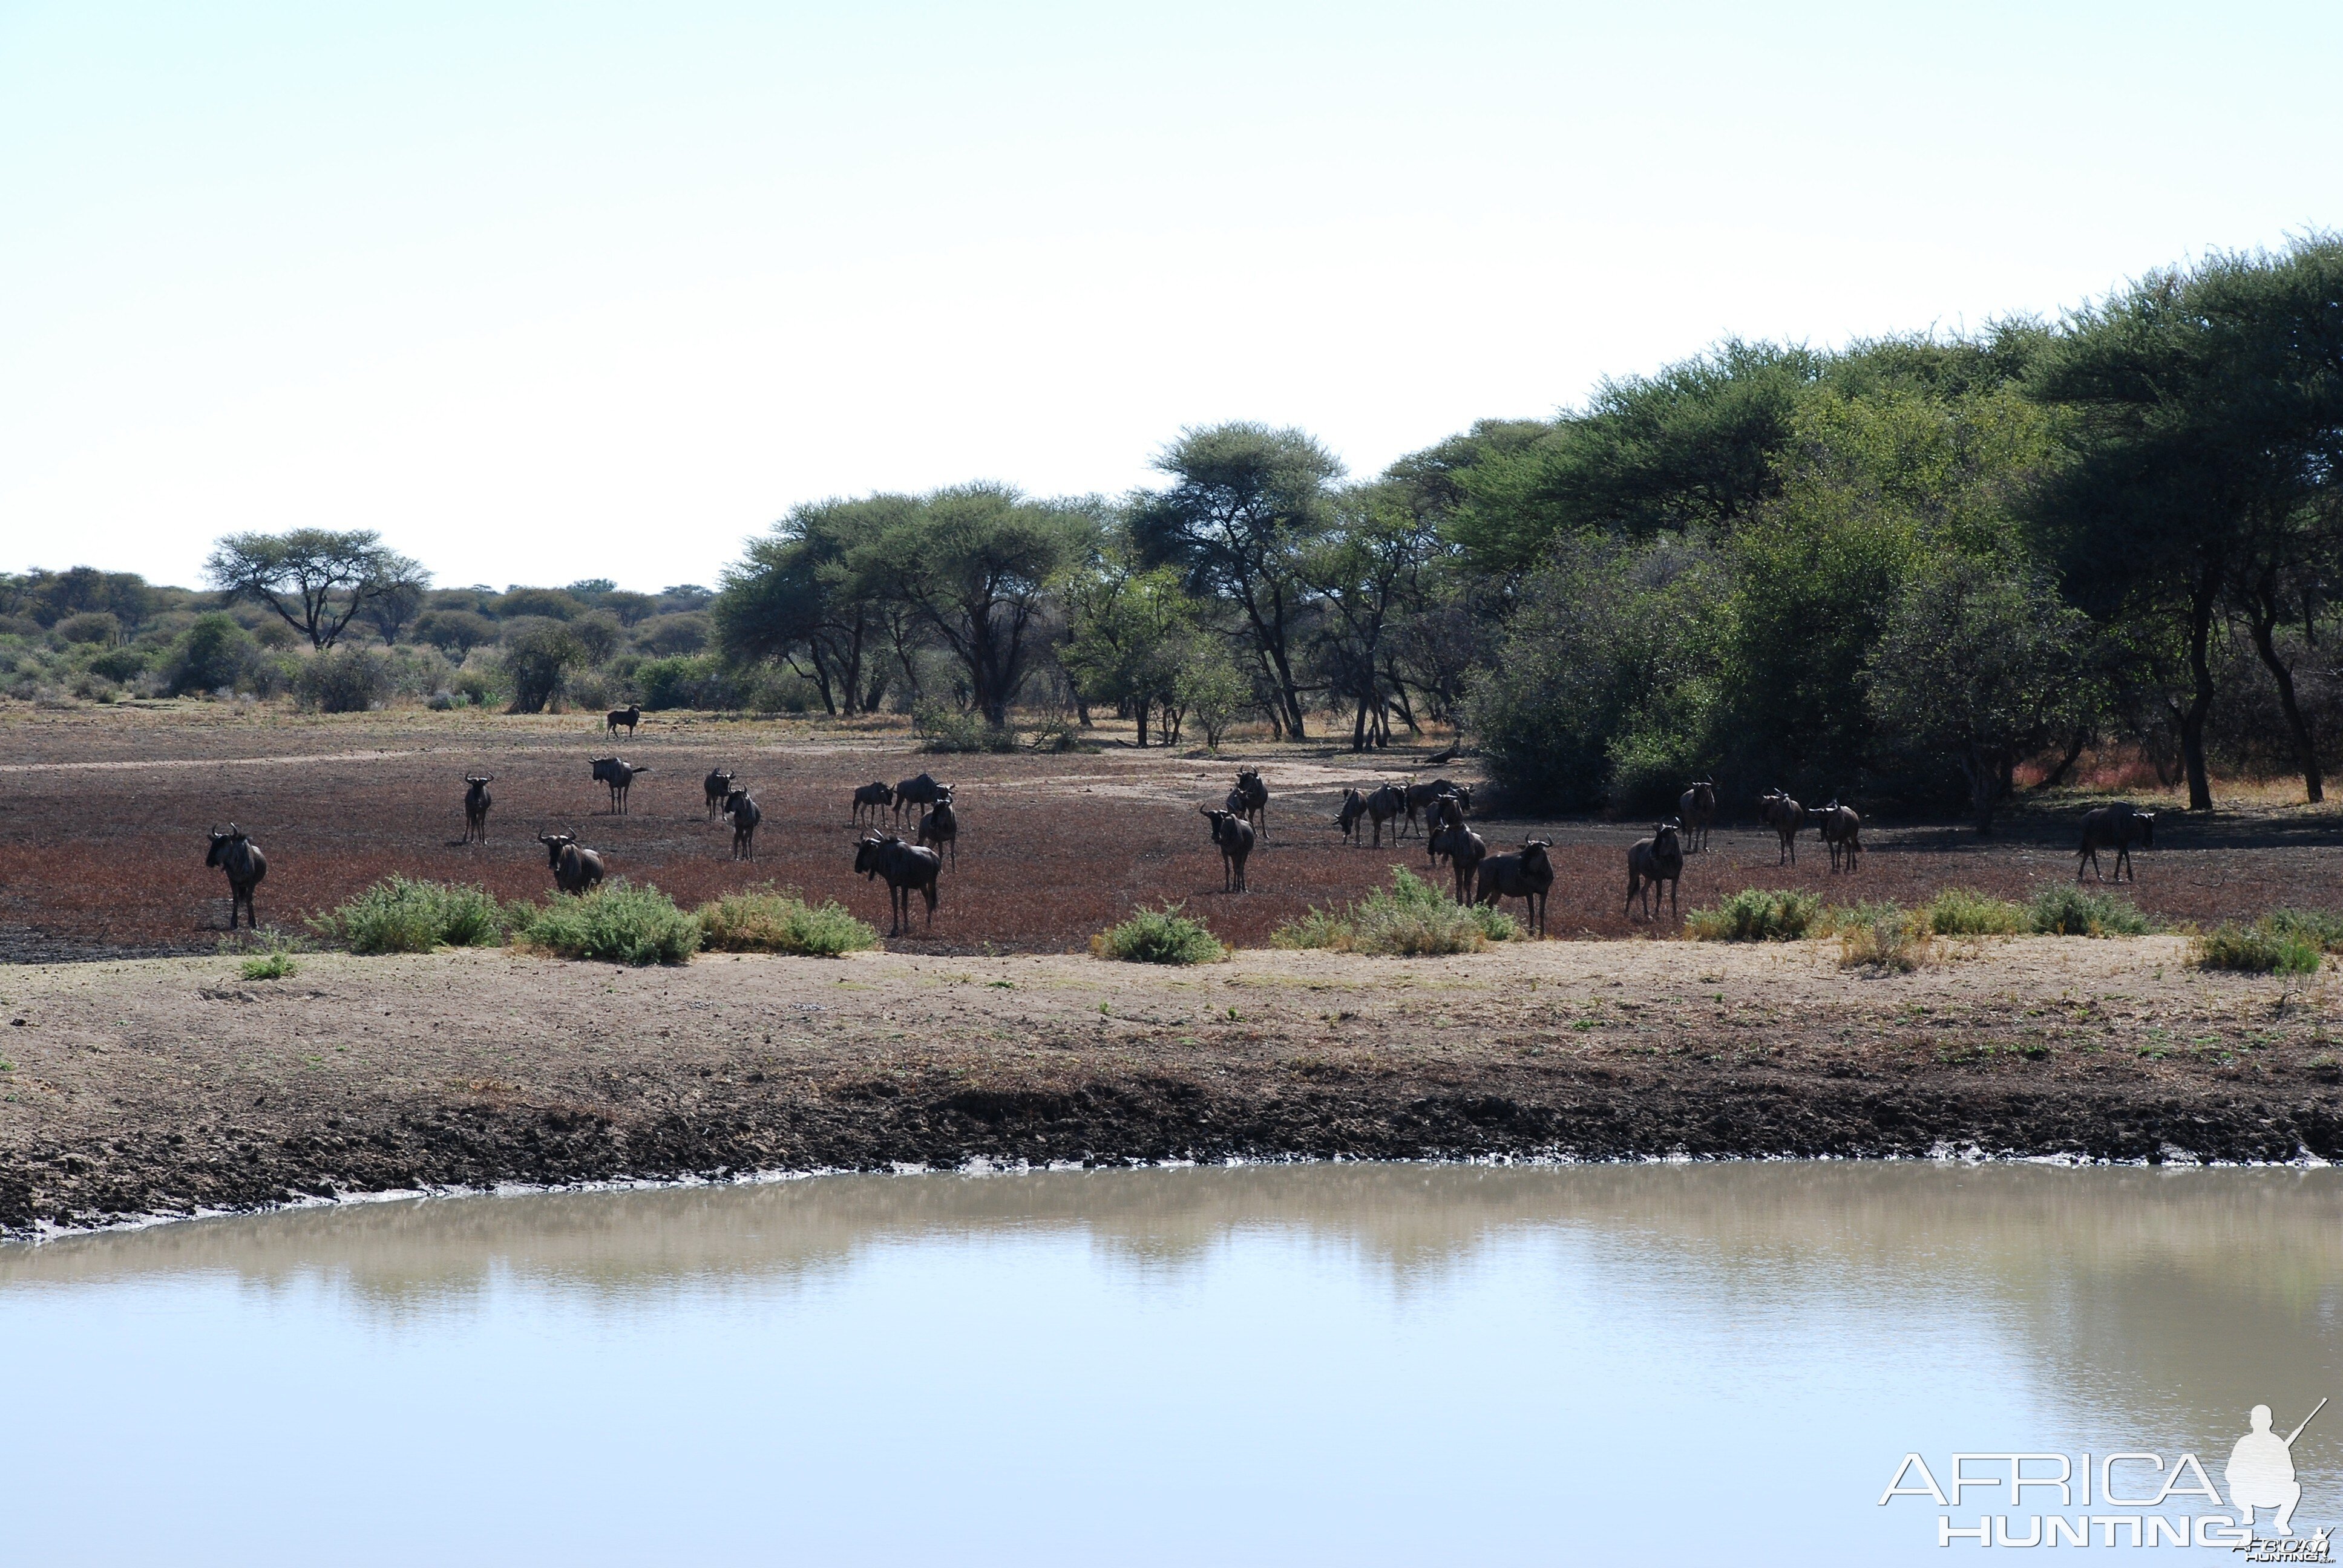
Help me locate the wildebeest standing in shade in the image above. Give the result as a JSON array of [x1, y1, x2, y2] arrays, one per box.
[[1429, 822, 1487, 903], [2077, 804, 2155, 882], [703, 768, 736, 820], [1335, 788, 1369, 846], [1815, 800, 1862, 872], [893, 772, 946, 828], [1759, 789, 1806, 866], [206, 826, 267, 930], [1476, 838, 1555, 938], [916, 785, 958, 866], [1200, 806, 1254, 892], [1403, 779, 1472, 840], [1677, 779, 1716, 853], [462, 774, 494, 843], [723, 788, 762, 861], [1625, 820, 1685, 922], [538, 831, 607, 893], [1234, 769, 1267, 838], [606, 704, 641, 737], [1364, 782, 1406, 848], [856, 835, 941, 935], [852, 781, 895, 827], [591, 756, 647, 814]]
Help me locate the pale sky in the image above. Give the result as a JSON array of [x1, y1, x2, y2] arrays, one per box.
[[4, 2, 2338, 592]]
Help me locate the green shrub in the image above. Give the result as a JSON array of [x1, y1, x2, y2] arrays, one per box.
[[313, 878, 509, 954], [168, 612, 260, 696], [1092, 903, 1227, 964], [294, 646, 392, 713], [240, 945, 300, 981], [914, 702, 1018, 753], [2259, 908, 2343, 953], [1686, 887, 1824, 941], [1838, 905, 1931, 971], [2027, 884, 2151, 937], [1926, 887, 2026, 936], [513, 881, 701, 965], [698, 887, 878, 957], [637, 653, 741, 711], [2193, 923, 2323, 975], [1271, 867, 1515, 955]]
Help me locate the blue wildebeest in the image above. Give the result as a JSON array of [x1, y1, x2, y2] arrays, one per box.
[[606, 703, 641, 737], [591, 756, 647, 814], [1677, 779, 1716, 854], [916, 784, 957, 867], [1759, 789, 1806, 866], [856, 835, 941, 935], [1626, 820, 1685, 922], [537, 831, 606, 894], [893, 772, 946, 828], [853, 781, 895, 827], [1200, 806, 1254, 892], [462, 774, 494, 843], [1815, 800, 1862, 873], [1430, 821, 1487, 904], [1335, 788, 1369, 846], [206, 825, 267, 930], [1476, 838, 1555, 938], [2077, 804, 2155, 882], [723, 788, 762, 861], [1234, 769, 1268, 838], [703, 768, 736, 820]]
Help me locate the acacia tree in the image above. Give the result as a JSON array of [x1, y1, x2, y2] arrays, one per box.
[[1132, 423, 1339, 739], [1060, 552, 1198, 745], [713, 497, 914, 714], [1303, 484, 1443, 751], [205, 529, 425, 650]]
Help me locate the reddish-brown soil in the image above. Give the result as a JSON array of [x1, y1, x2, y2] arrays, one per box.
[[2, 702, 2341, 960]]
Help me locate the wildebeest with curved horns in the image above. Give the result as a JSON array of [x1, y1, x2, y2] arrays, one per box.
[[1335, 788, 1369, 846], [537, 831, 606, 894], [1403, 779, 1472, 840], [1429, 822, 1487, 904], [591, 756, 647, 814], [1626, 820, 1684, 922], [1200, 806, 1254, 892], [893, 772, 947, 828], [916, 785, 958, 866], [1476, 838, 1554, 938], [723, 788, 762, 861], [1233, 769, 1267, 838], [606, 703, 641, 737], [206, 825, 267, 930], [2077, 804, 2155, 882], [703, 768, 736, 820], [1677, 779, 1716, 854], [1759, 789, 1806, 866], [853, 780, 895, 827], [856, 835, 940, 935], [1363, 782, 1406, 848], [1814, 799, 1861, 873], [462, 774, 494, 843]]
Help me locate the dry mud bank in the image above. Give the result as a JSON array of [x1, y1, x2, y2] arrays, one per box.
[[4, 936, 2342, 1236]]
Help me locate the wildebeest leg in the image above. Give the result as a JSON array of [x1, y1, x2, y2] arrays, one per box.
[[922, 882, 937, 928]]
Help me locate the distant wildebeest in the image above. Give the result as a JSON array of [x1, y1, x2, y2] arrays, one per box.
[[591, 756, 647, 814], [1234, 769, 1267, 838], [606, 703, 641, 737], [703, 768, 736, 820], [856, 834, 940, 935], [462, 774, 494, 843], [1476, 838, 1555, 938], [852, 780, 895, 827], [1335, 788, 1370, 846], [2077, 804, 2155, 882], [1364, 782, 1406, 848], [1759, 789, 1807, 866], [1626, 820, 1685, 922], [1403, 779, 1472, 840], [723, 788, 762, 861], [893, 772, 946, 827], [1200, 806, 1254, 892], [1678, 779, 1716, 854], [1422, 744, 1461, 768], [206, 825, 267, 930], [1815, 799, 1862, 873], [916, 784, 958, 866], [1429, 822, 1487, 903], [537, 831, 606, 894]]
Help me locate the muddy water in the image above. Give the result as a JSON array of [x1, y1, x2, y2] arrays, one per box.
[[4, 1163, 2339, 1566]]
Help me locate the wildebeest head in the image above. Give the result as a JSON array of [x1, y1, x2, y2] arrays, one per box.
[[2131, 811, 2156, 847], [933, 785, 954, 806], [854, 837, 888, 878], [205, 825, 247, 867], [1199, 806, 1242, 843], [1522, 837, 1555, 863], [1655, 820, 1682, 853], [465, 774, 493, 788], [538, 830, 577, 867]]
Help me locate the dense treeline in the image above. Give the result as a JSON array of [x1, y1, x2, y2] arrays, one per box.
[[8, 239, 2338, 827]]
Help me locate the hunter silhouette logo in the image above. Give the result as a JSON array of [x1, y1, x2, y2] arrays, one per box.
[[2232, 1399, 2326, 1540]]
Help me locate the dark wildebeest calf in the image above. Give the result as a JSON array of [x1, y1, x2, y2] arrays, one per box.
[[723, 788, 762, 861], [1759, 789, 1807, 866], [2077, 805, 2155, 882], [893, 772, 946, 828], [1677, 779, 1716, 854], [1200, 806, 1254, 892], [856, 835, 940, 935], [1233, 769, 1267, 838], [1429, 822, 1487, 903], [915, 784, 958, 867], [852, 781, 895, 827], [1335, 788, 1370, 846], [1815, 799, 1862, 872], [206, 825, 267, 930], [591, 756, 647, 814], [537, 831, 606, 893], [606, 703, 641, 737], [462, 774, 494, 843], [1476, 838, 1555, 938], [1625, 820, 1685, 922], [703, 768, 736, 820]]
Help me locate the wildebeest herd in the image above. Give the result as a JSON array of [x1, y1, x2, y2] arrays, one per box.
[[195, 719, 2162, 942]]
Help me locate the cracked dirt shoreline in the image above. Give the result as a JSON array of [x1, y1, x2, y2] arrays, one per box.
[[5, 935, 2343, 1238]]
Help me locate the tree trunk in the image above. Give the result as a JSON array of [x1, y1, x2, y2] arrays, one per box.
[[1132, 697, 1151, 748], [2180, 566, 2218, 812], [1962, 749, 1996, 835], [2247, 598, 2324, 803], [2031, 730, 2090, 792], [1350, 697, 1369, 753]]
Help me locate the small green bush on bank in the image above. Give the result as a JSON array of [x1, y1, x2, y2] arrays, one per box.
[[1093, 903, 1227, 964], [513, 881, 701, 965], [312, 878, 510, 954], [1926, 887, 2025, 936], [698, 887, 877, 957], [2026, 884, 2151, 937], [1272, 867, 1516, 955], [1687, 887, 1824, 941], [2194, 920, 2324, 975]]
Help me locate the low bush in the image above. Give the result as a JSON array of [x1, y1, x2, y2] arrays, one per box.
[[2193, 922, 2324, 975], [1838, 905, 1932, 971], [1272, 867, 1515, 955], [240, 944, 300, 981], [2259, 908, 2343, 953], [1092, 903, 1227, 964], [294, 646, 392, 713], [512, 881, 701, 965], [2027, 884, 2151, 937], [312, 877, 510, 954], [914, 702, 1018, 753], [1686, 887, 1824, 942], [1925, 887, 2026, 936], [698, 887, 878, 957]]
